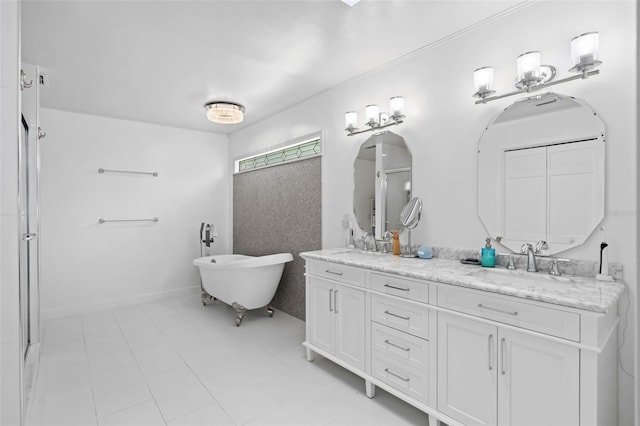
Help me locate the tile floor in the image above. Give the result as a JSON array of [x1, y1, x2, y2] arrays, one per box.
[[27, 293, 428, 425]]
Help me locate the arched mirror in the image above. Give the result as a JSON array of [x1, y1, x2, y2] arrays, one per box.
[[478, 92, 605, 254], [354, 131, 411, 238]]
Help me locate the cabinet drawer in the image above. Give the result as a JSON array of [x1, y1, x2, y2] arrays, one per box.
[[372, 322, 429, 372], [437, 286, 580, 341], [371, 294, 429, 340], [372, 351, 429, 405], [371, 273, 429, 303], [308, 260, 365, 287]]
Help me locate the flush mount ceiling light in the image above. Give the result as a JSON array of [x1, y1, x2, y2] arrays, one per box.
[[205, 102, 245, 124], [341, 0, 360, 7], [473, 32, 602, 104]]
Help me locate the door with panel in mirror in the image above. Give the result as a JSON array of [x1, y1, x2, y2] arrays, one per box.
[[478, 93, 605, 254]]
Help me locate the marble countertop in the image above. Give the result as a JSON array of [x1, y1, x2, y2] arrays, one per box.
[[300, 248, 626, 313]]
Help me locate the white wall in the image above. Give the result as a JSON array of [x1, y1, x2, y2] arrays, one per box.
[[229, 2, 637, 423], [1, 0, 23, 424], [39, 109, 230, 318]]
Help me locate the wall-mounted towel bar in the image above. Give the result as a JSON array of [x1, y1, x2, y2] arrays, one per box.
[[98, 168, 158, 177], [98, 217, 159, 224]]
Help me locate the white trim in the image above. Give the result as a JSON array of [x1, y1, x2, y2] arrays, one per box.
[[41, 286, 200, 321]]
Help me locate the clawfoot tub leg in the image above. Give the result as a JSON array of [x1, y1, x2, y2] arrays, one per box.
[[232, 302, 247, 326], [201, 290, 214, 306], [267, 305, 274, 317]]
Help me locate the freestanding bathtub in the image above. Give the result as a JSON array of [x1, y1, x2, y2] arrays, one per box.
[[193, 253, 293, 326]]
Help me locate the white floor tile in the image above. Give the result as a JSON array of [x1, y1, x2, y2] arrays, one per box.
[[244, 407, 306, 426], [27, 295, 427, 426], [91, 365, 152, 417], [28, 393, 97, 426], [146, 367, 215, 422], [180, 346, 239, 381], [279, 386, 353, 425], [201, 369, 281, 425], [42, 317, 84, 341], [132, 342, 186, 378], [167, 403, 234, 426], [98, 400, 166, 426]]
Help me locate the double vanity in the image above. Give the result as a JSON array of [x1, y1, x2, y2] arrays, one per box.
[[301, 248, 625, 426]]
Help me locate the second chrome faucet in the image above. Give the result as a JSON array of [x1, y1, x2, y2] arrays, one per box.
[[520, 240, 548, 272]]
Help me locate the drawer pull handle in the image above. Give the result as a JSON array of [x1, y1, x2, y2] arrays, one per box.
[[488, 334, 494, 371], [477, 303, 518, 316], [329, 289, 333, 312], [501, 338, 507, 376], [384, 339, 410, 352], [384, 310, 410, 321], [384, 284, 410, 292], [325, 270, 344, 276], [384, 368, 410, 382]]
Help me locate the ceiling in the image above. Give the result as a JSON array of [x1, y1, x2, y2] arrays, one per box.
[[21, 0, 528, 134]]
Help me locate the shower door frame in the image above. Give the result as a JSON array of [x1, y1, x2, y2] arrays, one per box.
[[18, 63, 42, 423]]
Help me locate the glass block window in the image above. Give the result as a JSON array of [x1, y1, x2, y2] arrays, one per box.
[[235, 137, 321, 173]]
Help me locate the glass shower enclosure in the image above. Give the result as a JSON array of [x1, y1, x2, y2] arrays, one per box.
[[19, 63, 42, 419]]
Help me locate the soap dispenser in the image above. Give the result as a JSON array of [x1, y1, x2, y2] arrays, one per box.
[[481, 238, 495, 267], [392, 230, 401, 256]]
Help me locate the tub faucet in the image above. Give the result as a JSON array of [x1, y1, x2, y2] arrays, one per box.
[[520, 243, 538, 272], [361, 232, 377, 252]]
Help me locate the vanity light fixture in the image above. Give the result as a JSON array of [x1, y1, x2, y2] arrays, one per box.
[[205, 102, 244, 124], [473, 32, 602, 105], [345, 96, 405, 136]]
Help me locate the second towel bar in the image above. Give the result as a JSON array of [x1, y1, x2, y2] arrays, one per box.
[[98, 217, 159, 224], [98, 168, 158, 177]]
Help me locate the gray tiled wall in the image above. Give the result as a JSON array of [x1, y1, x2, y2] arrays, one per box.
[[233, 157, 321, 320]]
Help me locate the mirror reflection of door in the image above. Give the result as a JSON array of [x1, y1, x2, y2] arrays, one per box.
[[353, 131, 411, 239], [477, 93, 605, 254]]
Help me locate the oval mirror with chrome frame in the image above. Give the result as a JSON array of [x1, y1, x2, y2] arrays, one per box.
[[353, 131, 411, 239], [477, 92, 605, 255]]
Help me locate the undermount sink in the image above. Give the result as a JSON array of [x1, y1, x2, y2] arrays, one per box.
[[469, 267, 576, 290], [354, 249, 388, 256]]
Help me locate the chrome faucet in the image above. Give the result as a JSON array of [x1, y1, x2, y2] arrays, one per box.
[[520, 243, 538, 272], [520, 241, 548, 272], [361, 232, 377, 252], [535, 240, 548, 255], [381, 231, 394, 253]]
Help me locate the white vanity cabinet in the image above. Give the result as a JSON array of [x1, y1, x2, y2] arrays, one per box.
[[302, 252, 621, 426], [306, 261, 366, 371], [437, 312, 579, 426]]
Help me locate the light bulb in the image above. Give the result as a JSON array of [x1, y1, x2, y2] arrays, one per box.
[[389, 96, 405, 117], [517, 51, 541, 82], [365, 104, 379, 125], [571, 32, 599, 67], [473, 67, 494, 93], [345, 111, 358, 129]]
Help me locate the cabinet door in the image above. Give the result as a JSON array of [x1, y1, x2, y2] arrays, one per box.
[[334, 284, 366, 370], [307, 278, 335, 353], [437, 312, 498, 426], [498, 328, 579, 426]]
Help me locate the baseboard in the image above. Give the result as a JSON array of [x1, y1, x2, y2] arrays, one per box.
[[41, 286, 201, 321]]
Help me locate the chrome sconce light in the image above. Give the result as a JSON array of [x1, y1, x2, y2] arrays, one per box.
[[473, 32, 602, 104], [345, 96, 405, 136]]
